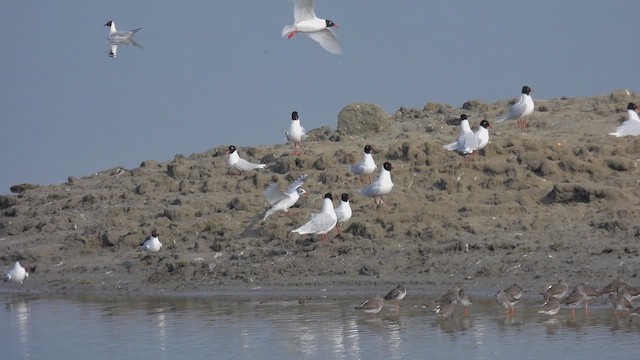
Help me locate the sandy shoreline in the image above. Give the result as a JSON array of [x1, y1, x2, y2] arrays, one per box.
[[2, 91, 640, 301]]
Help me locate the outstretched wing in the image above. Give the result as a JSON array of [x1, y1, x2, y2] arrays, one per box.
[[307, 28, 342, 55], [263, 183, 287, 206], [285, 174, 308, 194], [293, 0, 316, 22]]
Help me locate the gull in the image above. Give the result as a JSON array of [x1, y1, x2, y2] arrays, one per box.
[[609, 102, 640, 137], [262, 174, 308, 222], [292, 192, 337, 243], [4, 261, 29, 284], [225, 145, 267, 177], [333, 193, 352, 236], [349, 145, 377, 184], [542, 279, 569, 300], [474, 120, 492, 151], [286, 111, 306, 155], [384, 284, 407, 311], [282, 0, 342, 55], [104, 20, 143, 58], [360, 162, 393, 205], [442, 114, 478, 155], [496, 85, 534, 129], [355, 297, 384, 315], [141, 231, 162, 253]]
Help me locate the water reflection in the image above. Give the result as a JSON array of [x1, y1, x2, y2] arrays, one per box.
[[107, 39, 143, 58], [1, 294, 640, 360]]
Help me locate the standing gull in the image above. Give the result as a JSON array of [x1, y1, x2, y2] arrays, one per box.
[[496, 85, 534, 129], [4, 261, 29, 284], [262, 174, 308, 222], [292, 193, 337, 243], [225, 145, 267, 177], [443, 114, 478, 155], [349, 145, 377, 184], [141, 231, 162, 253], [282, 0, 342, 55], [286, 111, 306, 155], [360, 162, 394, 205], [333, 193, 352, 236], [609, 102, 640, 137], [474, 120, 492, 151]]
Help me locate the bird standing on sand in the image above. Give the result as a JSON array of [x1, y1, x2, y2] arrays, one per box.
[[262, 174, 308, 222], [292, 193, 337, 243], [355, 297, 384, 314], [141, 231, 162, 253], [349, 145, 377, 184], [333, 193, 352, 236], [226, 145, 267, 177], [384, 284, 407, 311], [286, 111, 306, 155], [443, 114, 479, 155], [609, 102, 640, 137], [542, 279, 569, 300], [474, 120, 492, 151], [496, 85, 534, 129], [282, 0, 342, 55], [4, 261, 29, 284], [360, 162, 394, 205]]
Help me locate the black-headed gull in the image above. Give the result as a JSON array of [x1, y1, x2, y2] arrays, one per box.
[[360, 162, 393, 205], [286, 111, 306, 155], [609, 102, 640, 137], [104, 21, 142, 58], [141, 231, 162, 253], [282, 0, 342, 55], [442, 114, 478, 155], [384, 284, 407, 311], [354, 297, 384, 314], [226, 145, 267, 177], [349, 145, 377, 184], [262, 174, 308, 222], [4, 261, 28, 284], [475, 120, 491, 151], [496, 85, 534, 129], [334, 193, 352, 236], [292, 192, 337, 243]]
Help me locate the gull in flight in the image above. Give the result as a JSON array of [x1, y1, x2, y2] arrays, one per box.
[[282, 0, 342, 55]]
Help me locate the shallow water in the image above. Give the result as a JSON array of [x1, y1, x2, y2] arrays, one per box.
[[1, 293, 639, 360]]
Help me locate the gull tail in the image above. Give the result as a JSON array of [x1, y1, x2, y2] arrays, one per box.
[[442, 142, 457, 151], [282, 25, 295, 38], [496, 114, 508, 123], [131, 27, 143, 35]]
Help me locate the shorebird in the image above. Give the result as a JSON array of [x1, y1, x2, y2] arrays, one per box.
[[537, 297, 561, 316], [291, 193, 337, 243], [542, 280, 569, 300], [504, 283, 524, 302], [440, 286, 461, 304], [4, 261, 29, 284], [599, 276, 626, 296], [609, 102, 640, 137], [262, 174, 308, 222], [360, 162, 394, 205], [333, 193, 352, 237], [355, 297, 384, 315], [609, 291, 634, 317], [225, 145, 267, 177], [497, 283, 523, 315], [458, 288, 472, 315], [580, 284, 599, 314], [496, 85, 534, 129], [433, 299, 455, 318], [141, 231, 162, 253], [349, 145, 377, 184], [562, 284, 585, 317], [383, 284, 407, 311], [286, 111, 306, 155], [282, 0, 342, 55]]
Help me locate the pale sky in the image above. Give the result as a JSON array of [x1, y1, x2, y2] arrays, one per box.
[[1, 1, 638, 193]]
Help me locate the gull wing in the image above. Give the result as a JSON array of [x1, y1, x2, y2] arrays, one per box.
[[307, 29, 342, 55], [293, 0, 317, 22]]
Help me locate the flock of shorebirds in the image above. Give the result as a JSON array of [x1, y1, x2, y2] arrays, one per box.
[[354, 277, 640, 319]]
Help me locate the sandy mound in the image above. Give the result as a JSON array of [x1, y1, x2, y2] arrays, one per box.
[[1, 90, 639, 296]]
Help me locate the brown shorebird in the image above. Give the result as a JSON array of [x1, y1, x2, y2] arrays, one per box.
[[542, 280, 568, 300], [496, 289, 519, 315], [580, 284, 599, 314], [623, 284, 640, 300], [538, 297, 561, 316], [384, 284, 407, 311], [562, 284, 585, 317], [440, 286, 461, 304], [355, 297, 384, 315], [608, 292, 634, 317], [433, 300, 455, 318], [599, 276, 626, 296], [504, 283, 524, 302], [458, 288, 472, 315]]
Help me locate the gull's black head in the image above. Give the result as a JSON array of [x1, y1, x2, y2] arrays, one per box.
[[479, 120, 491, 129], [151, 230, 158, 237], [227, 145, 237, 154], [364, 144, 373, 154], [291, 111, 299, 120], [324, 193, 333, 200], [383, 162, 393, 171], [460, 114, 468, 121], [104, 21, 113, 27], [325, 20, 337, 28], [341, 193, 350, 202], [521, 86, 532, 95], [627, 103, 637, 111]]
